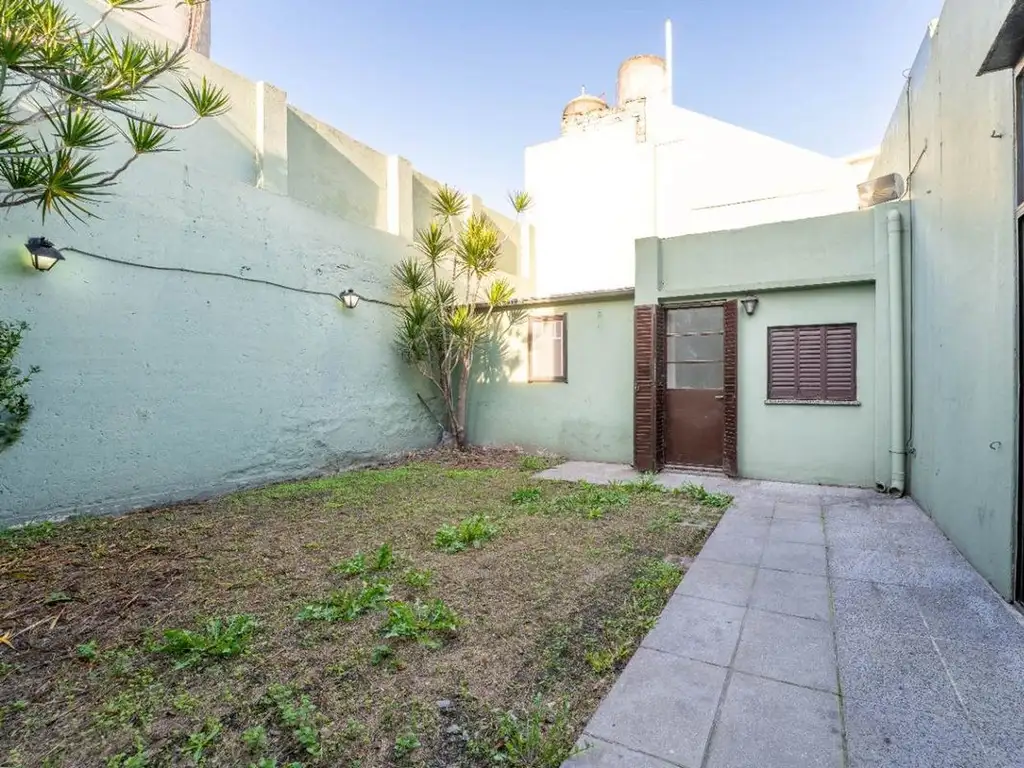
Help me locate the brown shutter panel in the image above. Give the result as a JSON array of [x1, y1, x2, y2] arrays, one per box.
[[633, 306, 657, 472], [767, 327, 798, 400], [723, 300, 739, 477], [824, 324, 856, 401], [796, 326, 825, 399], [655, 306, 667, 468]]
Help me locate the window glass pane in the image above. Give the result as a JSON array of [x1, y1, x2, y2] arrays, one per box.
[[667, 362, 723, 390], [530, 317, 565, 380], [668, 333, 723, 363], [667, 307, 723, 335]]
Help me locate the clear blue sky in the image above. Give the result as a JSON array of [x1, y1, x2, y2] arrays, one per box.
[[211, 0, 944, 210]]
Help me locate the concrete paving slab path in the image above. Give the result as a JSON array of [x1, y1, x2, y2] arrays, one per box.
[[542, 462, 1024, 768]]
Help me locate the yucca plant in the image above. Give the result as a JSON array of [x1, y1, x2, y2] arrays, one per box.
[[0, 0, 229, 222], [393, 185, 531, 448]]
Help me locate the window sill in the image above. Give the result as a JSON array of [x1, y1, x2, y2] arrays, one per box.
[[765, 399, 861, 407]]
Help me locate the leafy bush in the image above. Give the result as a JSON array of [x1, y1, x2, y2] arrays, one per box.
[[296, 581, 392, 622], [154, 614, 257, 669], [433, 515, 498, 553], [0, 320, 39, 453], [382, 599, 460, 648]]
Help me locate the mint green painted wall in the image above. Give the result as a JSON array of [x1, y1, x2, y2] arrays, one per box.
[[871, 0, 1017, 598], [737, 285, 877, 486], [642, 204, 907, 489], [0, 156, 437, 526], [468, 298, 634, 462], [286, 107, 388, 228]]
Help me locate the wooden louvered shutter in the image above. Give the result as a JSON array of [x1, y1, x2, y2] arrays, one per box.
[[634, 306, 660, 472], [767, 327, 798, 400], [768, 323, 856, 402], [824, 324, 857, 401]]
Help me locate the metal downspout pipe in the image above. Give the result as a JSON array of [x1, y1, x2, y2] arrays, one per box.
[[888, 209, 907, 494]]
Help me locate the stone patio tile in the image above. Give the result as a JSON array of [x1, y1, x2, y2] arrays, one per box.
[[836, 629, 960, 716], [642, 595, 745, 666], [760, 539, 827, 576], [704, 673, 843, 768], [749, 568, 830, 621], [726, 496, 775, 518], [699, 533, 766, 568], [565, 736, 683, 768], [711, 515, 770, 540], [585, 648, 727, 768], [535, 461, 640, 484], [827, 546, 917, 585], [936, 638, 1024, 768], [912, 582, 1024, 648], [830, 578, 927, 636], [843, 696, 988, 768], [677, 560, 757, 607], [768, 518, 825, 546], [773, 501, 822, 522], [825, 500, 930, 527], [732, 610, 837, 692]]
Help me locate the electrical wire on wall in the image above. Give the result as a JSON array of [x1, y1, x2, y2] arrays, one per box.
[[60, 246, 400, 309]]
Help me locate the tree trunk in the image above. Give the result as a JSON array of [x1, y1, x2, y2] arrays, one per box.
[[454, 359, 471, 449]]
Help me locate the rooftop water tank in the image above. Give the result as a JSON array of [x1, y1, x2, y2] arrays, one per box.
[[562, 89, 609, 120], [617, 54, 668, 106]]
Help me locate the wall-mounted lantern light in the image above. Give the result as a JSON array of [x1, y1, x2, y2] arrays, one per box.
[[741, 296, 760, 316], [26, 237, 65, 272], [339, 289, 360, 309]]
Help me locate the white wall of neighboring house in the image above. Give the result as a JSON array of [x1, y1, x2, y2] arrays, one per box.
[[525, 96, 866, 296]]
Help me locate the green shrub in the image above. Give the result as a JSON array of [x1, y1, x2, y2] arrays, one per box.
[[333, 551, 366, 576], [433, 515, 498, 553], [154, 615, 257, 669], [553, 482, 630, 518], [296, 581, 392, 622], [0, 319, 39, 453], [382, 599, 460, 648]]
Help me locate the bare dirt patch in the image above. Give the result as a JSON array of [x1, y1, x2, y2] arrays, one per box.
[[0, 451, 726, 767]]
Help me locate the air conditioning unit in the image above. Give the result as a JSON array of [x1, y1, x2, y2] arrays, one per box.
[[857, 173, 906, 209]]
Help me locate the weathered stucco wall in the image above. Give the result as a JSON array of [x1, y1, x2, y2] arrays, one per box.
[[640, 204, 907, 489], [871, 0, 1018, 598], [0, 154, 438, 525], [468, 297, 635, 462], [736, 285, 877, 487], [286, 107, 388, 229]]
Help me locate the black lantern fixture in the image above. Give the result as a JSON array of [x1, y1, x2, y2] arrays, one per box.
[[339, 289, 360, 309], [741, 296, 760, 316], [26, 237, 65, 272]]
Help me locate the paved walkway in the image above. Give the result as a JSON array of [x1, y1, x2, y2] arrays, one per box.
[[541, 462, 1024, 768]]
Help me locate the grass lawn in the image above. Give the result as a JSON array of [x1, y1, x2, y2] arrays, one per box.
[[0, 451, 729, 768]]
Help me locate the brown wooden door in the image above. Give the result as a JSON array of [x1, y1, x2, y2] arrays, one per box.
[[664, 306, 725, 469]]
